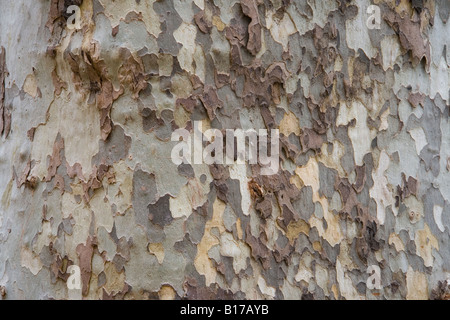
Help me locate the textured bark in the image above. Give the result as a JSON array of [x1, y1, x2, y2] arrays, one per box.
[[0, 0, 449, 300]]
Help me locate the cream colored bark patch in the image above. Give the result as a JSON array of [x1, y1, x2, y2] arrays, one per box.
[[337, 101, 376, 166], [258, 276, 276, 298], [173, 22, 206, 82], [370, 150, 397, 225], [266, 10, 297, 52], [389, 233, 405, 252], [103, 261, 126, 295], [194, 198, 226, 286], [31, 89, 101, 179], [105, 161, 133, 215], [170, 178, 208, 219], [23, 73, 38, 98], [279, 112, 300, 137], [433, 205, 445, 232], [406, 267, 428, 300], [295, 159, 343, 246], [345, 2, 377, 59], [158, 285, 176, 300], [148, 243, 165, 264], [98, 0, 160, 37], [381, 35, 402, 71], [336, 259, 363, 300], [219, 232, 250, 274], [415, 224, 439, 268], [409, 127, 427, 154], [21, 247, 43, 276]]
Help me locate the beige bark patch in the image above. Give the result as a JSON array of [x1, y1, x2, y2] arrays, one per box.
[[170, 178, 208, 219], [158, 285, 176, 300], [296, 159, 343, 246], [220, 232, 250, 274], [98, 0, 160, 37], [21, 247, 43, 276], [148, 243, 165, 264], [286, 219, 309, 243], [279, 112, 300, 137], [103, 261, 126, 295], [415, 224, 439, 268], [212, 16, 226, 31], [389, 233, 405, 252], [406, 267, 428, 300], [173, 22, 205, 81], [194, 198, 226, 285], [258, 276, 276, 299], [23, 73, 38, 98], [370, 150, 397, 225], [266, 10, 297, 52]]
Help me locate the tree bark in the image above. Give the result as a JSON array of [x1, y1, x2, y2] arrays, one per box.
[[0, 0, 448, 300]]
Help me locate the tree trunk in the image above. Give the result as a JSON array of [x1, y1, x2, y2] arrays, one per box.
[[0, 0, 448, 300]]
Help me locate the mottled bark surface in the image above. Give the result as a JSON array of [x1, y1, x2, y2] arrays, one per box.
[[0, 0, 449, 299]]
